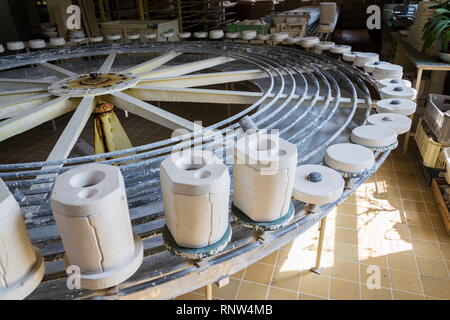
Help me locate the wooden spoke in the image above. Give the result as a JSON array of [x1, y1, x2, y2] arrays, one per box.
[[143, 56, 236, 79], [39, 62, 77, 78], [0, 78, 53, 90], [127, 86, 263, 104], [47, 96, 95, 161], [125, 51, 181, 76], [0, 87, 48, 96], [108, 91, 199, 131], [0, 93, 52, 120], [0, 97, 78, 142], [98, 53, 117, 73], [139, 69, 268, 88]]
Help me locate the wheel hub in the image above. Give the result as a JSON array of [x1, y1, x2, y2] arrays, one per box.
[[48, 72, 140, 97]]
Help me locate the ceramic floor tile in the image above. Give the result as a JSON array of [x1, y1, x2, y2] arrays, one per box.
[[420, 276, 450, 299], [408, 225, 438, 242], [387, 252, 418, 273], [392, 290, 424, 300], [331, 259, 360, 282], [259, 250, 279, 265], [298, 293, 327, 300], [298, 273, 330, 298], [429, 215, 446, 230], [212, 279, 241, 300], [416, 256, 449, 279], [329, 278, 360, 300], [270, 267, 301, 291], [412, 239, 443, 259], [434, 228, 450, 244], [175, 292, 205, 300], [236, 282, 269, 300], [335, 214, 358, 229], [230, 268, 246, 280], [390, 269, 423, 295], [334, 242, 359, 262], [333, 227, 358, 245], [399, 189, 424, 201], [243, 263, 274, 285], [267, 287, 297, 300], [402, 200, 428, 214], [403, 211, 432, 227], [440, 243, 450, 260], [360, 286, 392, 300]]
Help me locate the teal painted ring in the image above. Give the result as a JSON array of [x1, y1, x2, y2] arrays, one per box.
[[335, 166, 376, 179], [231, 202, 295, 231], [162, 224, 232, 260], [365, 140, 398, 152]]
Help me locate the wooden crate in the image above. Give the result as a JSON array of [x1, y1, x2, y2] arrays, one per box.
[[415, 119, 450, 169], [431, 178, 450, 235]]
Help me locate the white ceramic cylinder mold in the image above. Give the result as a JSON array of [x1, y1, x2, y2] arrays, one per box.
[[329, 45, 351, 54], [7, 41, 25, 51], [194, 31, 208, 38], [209, 30, 224, 39], [160, 149, 230, 248], [0, 179, 45, 300], [50, 37, 66, 46], [90, 36, 104, 43], [241, 30, 257, 40], [50, 163, 143, 290], [233, 133, 297, 222], [179, 32, 191, 39], [354, 52, 379, 67]]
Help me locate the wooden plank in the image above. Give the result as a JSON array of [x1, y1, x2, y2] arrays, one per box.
[[47, 96, 95, 161], [98, 53, 117, 73], [127, 86, 262, 104], [0, 93, 53, 120], [0, 97, 78, 142], [126, 51, 182, 76], [139, 69, 268, 88], [109, 91, 199, 131], [39, 62, 77, 78], [143, 56, 236, 79], [431, 178, 450, 235]]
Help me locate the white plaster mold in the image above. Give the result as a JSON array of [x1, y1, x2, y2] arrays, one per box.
[[233, 133, 297, 222], [0, 179, 45, 300], [50, 163, 143, 290], [160, 149, 230, 248]]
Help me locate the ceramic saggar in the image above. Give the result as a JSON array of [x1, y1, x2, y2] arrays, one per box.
[[233, 133, 297, 222], [160, 149, 230, 249], [0, 179, 45, 300], [50, 163, 143, 290]]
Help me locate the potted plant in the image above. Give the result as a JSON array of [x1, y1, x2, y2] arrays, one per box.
[[423, 0, 450, 62]]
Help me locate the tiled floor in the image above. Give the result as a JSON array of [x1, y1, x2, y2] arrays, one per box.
[[176, 146, 450, 300]]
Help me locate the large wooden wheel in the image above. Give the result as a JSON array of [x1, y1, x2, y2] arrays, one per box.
[[0, 42, 381, 299]]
